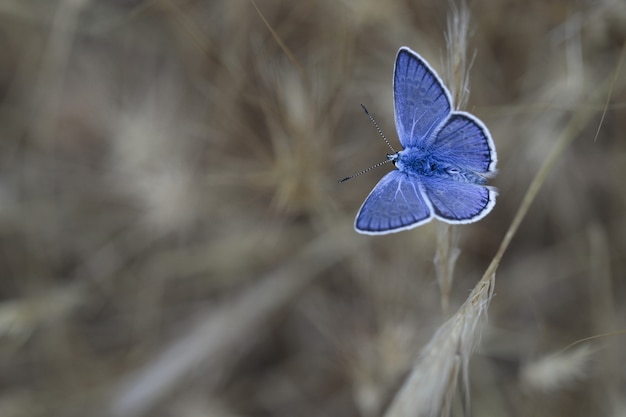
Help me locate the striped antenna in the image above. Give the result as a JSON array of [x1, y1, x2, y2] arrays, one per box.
[[338, 158, 394, 183], [361, 104, 396, 153], [339, 105, 398, 183]]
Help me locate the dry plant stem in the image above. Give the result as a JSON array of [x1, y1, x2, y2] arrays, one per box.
[[444, 0, 472, 110], [383, 273, 495, 417], [384, 42, 622, 417], [481, 43, 624, 282], [105, 228, 362, 417], [480, 100, 610, 285], [434, 223, 460, 317], [250, 0, 305, 76], [159, 0, 213, 56], [434, 1, 471, 317]]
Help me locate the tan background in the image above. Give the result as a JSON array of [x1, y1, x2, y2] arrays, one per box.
[[0, 1, 625, 416]]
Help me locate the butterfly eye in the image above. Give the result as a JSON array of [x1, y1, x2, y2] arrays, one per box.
[[386, 153, 399, 165]]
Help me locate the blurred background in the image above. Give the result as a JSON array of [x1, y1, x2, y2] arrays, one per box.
[[0, 1, 625, 416]]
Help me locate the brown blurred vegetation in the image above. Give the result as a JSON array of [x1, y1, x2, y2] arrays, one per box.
[[0, 1, 625, 416]]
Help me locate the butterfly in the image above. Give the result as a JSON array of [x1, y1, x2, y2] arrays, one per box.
[[353, 47, 497, 235]]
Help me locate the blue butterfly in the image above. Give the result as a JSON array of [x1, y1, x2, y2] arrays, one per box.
[[354, 47, 497, 235]]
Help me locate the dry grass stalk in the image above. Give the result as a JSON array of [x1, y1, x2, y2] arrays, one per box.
[[434, 223, 460, 317], [384, 12, 621, 417], [433, 1, 471, 318], [383, 274, 494, 417]]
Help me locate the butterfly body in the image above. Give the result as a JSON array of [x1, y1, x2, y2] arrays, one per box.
[[353, 47, 497, 235], [395, 147, 489, 184]]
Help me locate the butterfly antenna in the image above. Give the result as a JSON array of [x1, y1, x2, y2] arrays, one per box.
[[338, 158, 394, 183], [361, 104, 396, 153]]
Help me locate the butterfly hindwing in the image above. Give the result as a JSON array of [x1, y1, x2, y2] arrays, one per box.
[[421, 176, 497, 223], [430, 113, 497, 174], [355, 171, 432, 234]]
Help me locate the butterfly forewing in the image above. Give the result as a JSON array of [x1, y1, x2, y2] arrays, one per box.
[[393, 47, 452, 148]]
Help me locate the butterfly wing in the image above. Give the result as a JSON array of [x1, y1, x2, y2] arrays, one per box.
[[421, 176, 497, 223], [353, 47, 497, 233], [430, 112, 497, 175], [355, 170, 433, 234], [394, 47, 452, 148]]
